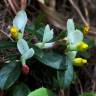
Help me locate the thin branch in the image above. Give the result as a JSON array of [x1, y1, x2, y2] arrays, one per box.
[[37, 0, 45, 4], [3, 0, 13, 15], [81, 0, 90, 25], [21, 0, 27, 10], [48, 0, 56, 10], [4, 0, 9, 7], [87, 0, 95, 9], [7, 0, 17, 14], [69, 0, 88, 26], [12, 0, 20, 11], [0, 30, 14, 42]]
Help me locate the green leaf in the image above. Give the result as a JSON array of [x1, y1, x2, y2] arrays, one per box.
[[79, 92, 96, 96], [17, 39, 29, 55], [35, 49, 66, 69], [28, 87, 55, 96], [67, 19, 75, 34], [13, 10, 27, 33], [43, 25, 53, 43], [22, 48, 34, 60], [0, 61, 21, 90], [11, 83, 30, 96], [57, 57, 73, 88]]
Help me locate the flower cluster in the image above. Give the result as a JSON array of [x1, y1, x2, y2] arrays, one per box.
[[10, 10, 34, 74], [66, 19, 88, 66], [9, 10, 55, 74], [9, 10, 89, 75]]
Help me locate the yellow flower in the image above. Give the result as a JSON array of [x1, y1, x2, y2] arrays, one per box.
[[76, 42, 88, 51], [83, 25, 90, 35], [10, 26, 18, 39], [73, 58, 87, 66]]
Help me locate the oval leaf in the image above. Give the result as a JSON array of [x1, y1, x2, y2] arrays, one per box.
[[13, 10, 27, 33], [28, 87, 54, 96], [43, 25, 53, 43], [79, 92, 96, 96], [35, 49, 66, 70], [0, 61, 21, 90], [57, 56, 73, 88], [17, 39, 29, 55], [22, 48, 34, 60]]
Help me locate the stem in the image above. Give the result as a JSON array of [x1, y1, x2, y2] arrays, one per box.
[[21, 56, 26, 65]]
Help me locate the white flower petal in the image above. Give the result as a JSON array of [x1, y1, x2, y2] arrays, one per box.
[[43, 25, 54, 43], [13, 10, 27, 33], [22, 48, 34, 60], [17, 39, 29, 55], [68, 29, 83, 45], [67, 19, 75, 35]]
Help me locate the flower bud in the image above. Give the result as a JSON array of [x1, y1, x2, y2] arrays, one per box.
[[22, 64, 29, 74], [73, 58, 87, 66], [83, 25, 90, 35], [76, 42, 88, 51]]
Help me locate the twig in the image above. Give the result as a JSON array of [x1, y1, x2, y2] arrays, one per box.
[[48, 0, 56, 10], [88, 31, 96, 37], [7, 0, 17, 14], [3, 0, 13, 15], [12, 0, 20, 11], [81, 0, 90, 25], [0, 30, 14, 42], [21, 0, 27, 10], [4, 0, 9, 7], [87, 0, 95, 9], [69, 0, 88, 26], [37, 0, 45, 4]]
